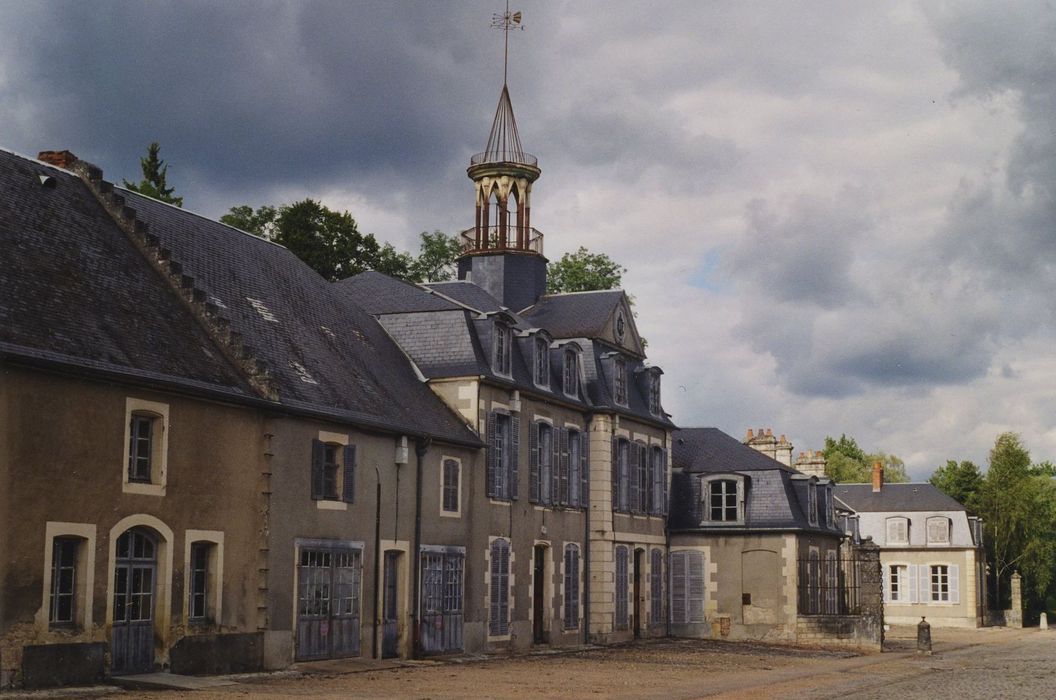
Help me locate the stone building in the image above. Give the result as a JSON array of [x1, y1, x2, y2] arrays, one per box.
[[835, 463, 987, 628], [668, 428, 881, 651]]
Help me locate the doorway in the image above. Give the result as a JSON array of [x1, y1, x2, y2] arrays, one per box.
[[533, 545, 548, 644], [382, 551, 400, 658], [633, 549, 643, 638], [419, 550, 464, 655], [295, 547, 362, 660], [111, 528, 157, 675]]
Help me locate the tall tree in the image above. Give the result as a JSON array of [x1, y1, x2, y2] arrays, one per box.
[[410, 231, 462, 282], [820, 434, 908, 483], [220, 204, 277, 238], [547, 246, 626, 293], [124, 142, 183, 207], [930, 459, 984, 506]]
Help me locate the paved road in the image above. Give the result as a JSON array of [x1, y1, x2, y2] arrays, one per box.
[[83, 626, 1052, 699]]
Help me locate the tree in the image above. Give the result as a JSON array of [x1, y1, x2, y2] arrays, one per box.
[[547, 246, 626, 293], [220, 204, 277, 238], [820, 434, 908, 483], [123, 142, 183, 207], [930, 460, 984, 507], [410, 231, 462, 282]]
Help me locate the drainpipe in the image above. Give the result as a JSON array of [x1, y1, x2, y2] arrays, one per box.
[[373, 464, 382, 659], [411, 437, 430, 658]]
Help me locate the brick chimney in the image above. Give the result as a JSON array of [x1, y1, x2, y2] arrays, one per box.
[[795, 449, 827, 478], [871, 460, 884, 492], [37, 150, 79, 169]]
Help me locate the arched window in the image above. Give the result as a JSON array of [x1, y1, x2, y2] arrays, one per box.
[[563, 348, 579, 396]]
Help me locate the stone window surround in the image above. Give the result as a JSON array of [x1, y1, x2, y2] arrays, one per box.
[[699, 473, 747, 525], [184, 529, 224, 625], [122, 397, 170, 496], [316, 430, 350, 511], [38, 522, 97, 632], [886, 516, 910, 545], [439, 455, 462, 518]]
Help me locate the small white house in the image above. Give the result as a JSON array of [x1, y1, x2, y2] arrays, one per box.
[[835, 463, 986, 628]]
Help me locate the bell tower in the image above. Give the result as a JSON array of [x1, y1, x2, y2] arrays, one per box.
[[457, 8, 547, 312]]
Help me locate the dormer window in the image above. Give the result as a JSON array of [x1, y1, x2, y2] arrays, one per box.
[[886, 516, 909, 545], [702, 475, 744, 523], [926, 517, 950, 544], [563, 348, 578, 397], [613, 356, 627, 405], [534, 336, 549, 387], [648, 372, 661, 415], [493, 322, 512, 376], [807, 482, 818, 526]]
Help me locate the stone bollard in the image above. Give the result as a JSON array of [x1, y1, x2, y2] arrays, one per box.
[[917, 617, 932, 655], [1041, 612, 1049, 630]]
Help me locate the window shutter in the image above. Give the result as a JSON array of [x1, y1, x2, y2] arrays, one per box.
[[559, 427, 569, 505], [949, 565, 960, 604], [688, 551, 705, 623], [882, 567, 890, 603], [486, 413, 497, 498], [580, 434, 589, 508], [342, 444, 356, 503], [907, 564, 918, 603], [611, 437, 619, 510], [509, 416, 520, 500], [311, 439, 325, 500], [661, 449, 669, 516], [529, 422, 540, 503], [489, 544, 499, 635], [500, 542, 510, 634], [629, 443, 640, 513], [670, 551, 687, 624]]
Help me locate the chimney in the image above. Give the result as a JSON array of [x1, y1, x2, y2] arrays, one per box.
[[871, 460, 884, 492], [795, 449, 827, 478], [775, 434, 793, 467], [37, 150, 79, 169], [746, 428, 754, 440]]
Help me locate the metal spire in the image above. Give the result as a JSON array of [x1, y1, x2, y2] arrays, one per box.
[[490, 0, 523, 86]]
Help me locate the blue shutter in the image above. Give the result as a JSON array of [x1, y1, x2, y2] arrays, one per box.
[[611, 437, 619, 510], [580, 433, 589, 508], [311, 439, 325, 500], [509, 416, 520, 500], [688, 551, 705, 623], [670, 551, 687, 624], [342, 444, 356, 503], [529, 422, 540, 503], [629, 443, 640, 513], [555, 426, 565, 505], [486, 412, 497, 498], [949, 565, 960, 604]]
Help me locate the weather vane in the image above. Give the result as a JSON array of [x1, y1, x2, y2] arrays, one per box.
[[491, 1, 523, 86]]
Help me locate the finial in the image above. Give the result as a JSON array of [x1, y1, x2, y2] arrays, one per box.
[[491, 1, 524, 86]]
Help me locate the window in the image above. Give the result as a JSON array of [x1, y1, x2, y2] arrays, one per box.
[[648, 372, 661, 415], [927, 517, 950, 544], [807, 483, 818, 526], [650, 548, 663, 625], [493, 322, 511, 376], [531, 422, 554, 505], [650, 447, 667, 516], [311, 439, 356, 503], [931, 565, 950, 602], [612, 438, 631, 512], [49, 538, 79, 626], [824, 551, 838, 614], [489, 539, 510, 636], [189, 542, 212, 622], [563, 349, 578, 396], [615, 546, 629, 629], [886, 517, 909, 545], [122, 398, 169, 495], [487, 412, 518, 501], [568, 430, 581, 507], [635, 442, 649, 514], [128, 414, 155, 482], [670, 550, 705, 624], [613, 356, 627, 405], [534, 337, 549, 387], [563, 544, 580, 629], [442, 459, 460, 513], [807, 550, 821, 614], [708, 479, 738, 522], [889, 564, 907, 602], [825, 486, 834, 526]]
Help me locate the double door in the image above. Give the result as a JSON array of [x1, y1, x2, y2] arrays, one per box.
[[419, 549, 464, 654], [296, 547, 362, 660], [111, 529, 156, 675]]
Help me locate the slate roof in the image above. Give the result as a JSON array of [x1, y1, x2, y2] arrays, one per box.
[[668, 427, 841, 535], [0, 150, 253, 396], [520, 290, 624, 337], [0, 149, 479, 446], [424, 281, 508, 314], [835, 483, 966, 513], [337, 272, 461, 315]]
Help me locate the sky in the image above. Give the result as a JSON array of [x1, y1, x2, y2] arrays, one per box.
[[2, 1, 1054, 478]]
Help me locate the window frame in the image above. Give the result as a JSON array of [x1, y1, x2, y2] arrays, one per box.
[[488, 537, 511, 637], [184, 530, 224, 626], [650, 446, 667, 516], [613, 356, 628, 406], [493, 322, 512, 376], [614, 545, 629, 630], [441, 457, 462, 516], [563, 544, 580, 630], [648, 371, 661, 416], [930, 564, 950, 602], [701, 474, 744, 524], [563, 348, 579, 397], [42, 523, 96, 632], [49, 537, 79, 627], [886, 516, 910, 545], [926, 516, 951, 545], [533, 336, 550, 388], [889, 563, 907, 603], [312, 433, 356, 508], [807, 482, 819, 526]]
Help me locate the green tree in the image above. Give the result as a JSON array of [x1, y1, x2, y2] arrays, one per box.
[[820, 434, 908, 483], [123, 142, 183, 207], [930, 459, 984, 506], [222, 199, 414, 282], [410, 231, 462, 282], [547, 246, 626, 293]]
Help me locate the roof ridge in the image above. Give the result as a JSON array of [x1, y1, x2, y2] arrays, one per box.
[[540, 288, 625, 298], [66, 156, 279, 401]]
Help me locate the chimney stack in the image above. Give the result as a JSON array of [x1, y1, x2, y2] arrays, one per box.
[[871, 460, 884, 493], [795, 449, 827, 478], [37, 150, 79, 169]]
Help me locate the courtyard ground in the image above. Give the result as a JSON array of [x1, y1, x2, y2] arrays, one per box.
[[8, 626, 1053, 699]]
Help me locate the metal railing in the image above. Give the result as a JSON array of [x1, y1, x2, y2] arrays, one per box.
[[459, 226, 544, 254], [797, 555, 862, 615], [470, 150, 538, 167]]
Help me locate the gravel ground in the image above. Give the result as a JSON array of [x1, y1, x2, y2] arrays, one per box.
[[75, 626, 1053, 700]]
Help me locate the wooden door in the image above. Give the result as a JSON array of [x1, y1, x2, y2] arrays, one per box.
[[419, 551, 463, 655], [111, 529, 156, 675], [533, 546, 546, 644], [296, 547, 361, 660], [382, 551, 399, 658]]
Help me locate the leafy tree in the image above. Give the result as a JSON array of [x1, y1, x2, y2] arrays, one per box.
[[124, 142, 183, 207], [222, 199, 413, 282], [547, 246, 626, 293], [930, 460, 984, 507], [410, 231, 462, 282], [820, 434, 908, 483]]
